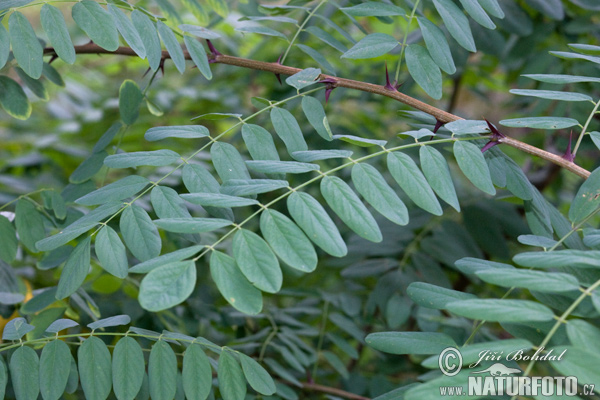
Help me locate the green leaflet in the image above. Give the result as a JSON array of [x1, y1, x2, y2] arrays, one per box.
[[9, 346, 40, 400], [287, 192, 347, 257], [305, 26, 347, 52], [15, 199, 45, 253], [118, 80, 144, 125], [211, 142, 252, 181], [271, 107, 308, 155], [405, 44, 442, 99], [241, 124, 281, 162], [522, 74, 600, 84], [120, 205, 161, 261], [145, 125, 210, 141], [387, 152, 443, 216], [182, 344, 212, 400], [72, 0, 119, 51], [479, 0, 504, 17], [239, 353, 276, 396], [78, 337, 112, 400], [56, 237, 91, 299], [218, 350, 247, 400], [157, 21, 186, 74], [419, 146, 460, 211], [154, 217, 232, 233], [0, 216, 17, 263], [15, 66, 48, 100], [320, 176, 382, 242], [94, 122, 123, 153], [95, 226, 128, 279], [407, 282, 476, 310], [513, 250, 600, 269], [0, 355, 6, 399], [296, 44, 337, 75], [112, 337, 145, 400], [475, 269, 580, 293], [500, 117, 580, 129], [139, 261, 196, 311], [292, 150, 352, 162], [510, 89, 593, 102], [42, 62, 65, 87], [432, 0, 476, 52], [87, 315, 130, 330], [236, 25, 287, 39], [453, 141, 495, 195], [181, 192, 258, 207], [233, 229, 282, 293], [108, 5, 146, 58], [286, 68, 321, 90], [550, 347, 600, 392], [246, 160, 320, 174], [129, 245, 204, 273], [333, 134, 386, 147], [447, 299, 556, 322], [183, 163, 235, 220], [70, 151, 108, 184], [0, 24, 9, 69], [75, 175, 150, 206], [220, 179, 288, 196], [105, 149, 181, 168], [351, 163, 409, 225], [0, 75, 31, 120], [301, 96, 333, 141], [184, 36, 212, 80], [341, 2, 406, 16], [341, 33, 398, 59], [151, 185, 191, 219], [210, 251, 263, 315], [131, 10, 162, 71], [260, 209, 318, 272], [179, 24, 220, 39], [149, 341, 177, 400], [567, 320, 600, 354], [366, 332, 456, 355], [9, 11, 43, 79], [40, 340, 71, 400], [569, 167, 600, 224], [459, 0, 495, 29], [417, 17, 456, 74]]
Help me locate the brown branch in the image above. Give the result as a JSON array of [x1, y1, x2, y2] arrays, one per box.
[[44, 43, 591, 179], [300, 381, 371, 400]]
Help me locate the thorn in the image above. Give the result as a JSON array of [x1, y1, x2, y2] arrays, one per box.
[[318, 78, 337, 104], [384, 62, 397, 92], [48, 54, 58, 64], [433, 119, 444, 133], [562, 131, 575, 162], [481, 118, 506, 153], [142, 67, 151, 78], [159, 58, 165, 76], [273, 53, 284, 85], [206, 40, 221, 56]]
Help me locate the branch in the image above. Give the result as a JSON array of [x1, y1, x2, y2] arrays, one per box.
[[300, 381, 371, 400], [44, 44, 591, 179]]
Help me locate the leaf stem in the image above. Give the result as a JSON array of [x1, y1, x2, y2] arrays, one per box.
[[395, 0, 421, 83], [572, 98, 600, 157], [312, 300, 330, 381], [280, 0, 328, 65]]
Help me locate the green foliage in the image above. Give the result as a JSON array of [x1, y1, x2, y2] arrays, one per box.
[[1, 0, 600, 399]]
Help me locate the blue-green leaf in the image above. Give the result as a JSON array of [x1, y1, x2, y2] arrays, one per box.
[[407, 282, 476, 309], [417, 17, 456, 74], [154, 217, 232, 233], [112, 337, 145, 400], [95, 226, 128, 278], [149, 341, 177, 400], [366, 332, 456, 355], [157, 21, 186, 74], [321, 176, 382, 242], [446, 299, 555, 322], [9, 11, 43, 79], [218, 350, 247, 400], [0, 76, 31, 120], [0, 24, 9, 69], [510, 89, 593, 102], [40, 340, 71, 400], [271, 107, 308, 155], [260, 209, 317, 272], [239, 353, 276, 396], [351, 163, 408, 225], [131, 10, 162, 71], [151, 185, 191, 219], [246, 160, 319, 174], [475, 269, 580, 292], [341, 33, 398, 59], [302, 96, 332, 141], [181, 193, 259, 207], [220, 179, 288, 196], [78, 336, 112, 400], [119, 79, 144, 125], [76, 175, 150, 206], [15, 198, 45, 253], [41, 4, 75, 64], [105, 150, 181, 168], [184, 36, 212, 80], [419, 146, 460, 211], [522, 74, 600, 84], [286, 68, 321, 90], [2, 318, 34, 340], [292, 150, 352, 162], [179, 24, 220, 39], [182, 344, 212, 400], [72, 0, 119, 51], [139, 260, 197, 311], [145, 125, 210, 141], [432, 0, 476, 52], [287, 192, 347, 257], [453, 141, 495, 195], [236, 25, 287, 40], [459, 0, 495, 29], [405, 44, 442, 99], [129, 245, 204, 273], [500, 117, 580, 129], [10, 346, 40, 400], [108, 4, 146, 58], [211, 142, 251, 181], [233, 229, 282, 293], [56, 237, 91, 300], [387, 152, 442, 215], [120, 205, 161, 261], [341, 2, 406, 16], [569, 167, 600, 224], [210, 251, 263, 315]]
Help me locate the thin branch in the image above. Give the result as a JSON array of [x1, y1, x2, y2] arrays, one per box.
[[300, 382, 371, 400], [43, 43, 591, 179]]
